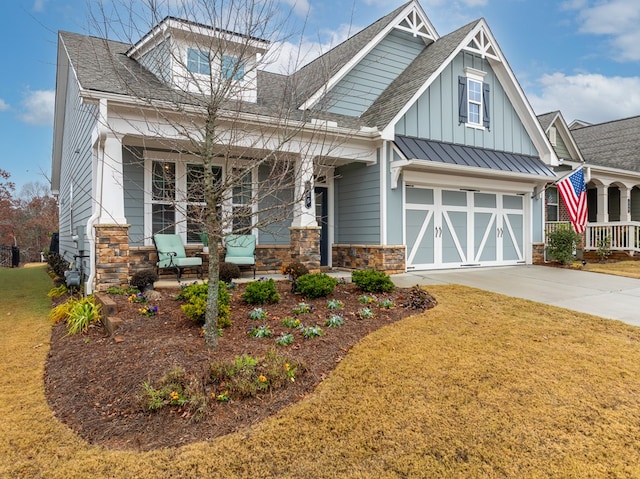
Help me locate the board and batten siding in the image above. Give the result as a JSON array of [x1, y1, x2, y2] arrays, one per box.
[[335, 162, 381, 244], [58, 62, 98, 266], [122, 147, 145, 246], [395, 51, 537, 156], [257, 164, 293, 245], [322, 29, 426, 117]]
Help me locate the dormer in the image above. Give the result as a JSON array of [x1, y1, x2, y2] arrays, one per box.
[[126, 17, 269, 103]]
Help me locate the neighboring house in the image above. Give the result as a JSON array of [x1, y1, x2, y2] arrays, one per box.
[[52, 0, 558, 292], [538, 112, 640, 258]]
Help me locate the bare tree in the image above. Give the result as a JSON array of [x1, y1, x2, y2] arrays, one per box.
[[86, 0, 356, 349]]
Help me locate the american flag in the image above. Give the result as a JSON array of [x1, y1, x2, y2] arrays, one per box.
[[556, 167, 587, 234]]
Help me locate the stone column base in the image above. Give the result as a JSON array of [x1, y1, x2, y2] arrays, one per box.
[[94, 224, 130, 292], [289, 226, 321, 272], [532, 242, 545, 264], [332, 244, 406, 274]]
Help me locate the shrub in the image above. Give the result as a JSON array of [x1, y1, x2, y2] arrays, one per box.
[[130, 269, 158, 291], [219, 262, 241, 283], [242, 278, 280, 304], [403, 285, 437, 311], [547, 228, 582, 265], [47, 252, 69, 279], [178, 281, 232, 328], [352, 269, 395, 293], [295, 273, 338, 299], [596, 235, 612, 261], [281, 262, 309, 279]]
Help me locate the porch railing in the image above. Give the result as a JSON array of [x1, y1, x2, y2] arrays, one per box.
[[545, 221, 640, 253]]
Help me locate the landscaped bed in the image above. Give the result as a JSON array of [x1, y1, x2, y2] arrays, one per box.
[[45, 277, 433, 451]]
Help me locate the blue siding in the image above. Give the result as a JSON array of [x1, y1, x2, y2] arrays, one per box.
[[58, 63, 98, 270], [257, 164, 292, 244], [123, 147, 145, 246], [324, 30, 426, 117], [386, 144, 404, 245], [395, 52, 537, 156], [335, 162, 380, 244], [532, 195, 543, 242]]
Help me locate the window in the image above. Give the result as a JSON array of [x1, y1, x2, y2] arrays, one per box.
[[187, 48, 211, 75], [151, 161, 176, 234], [458, 69, 490, 129], [546, 187, 559, 222], [221, 55, 245, 81], [232, 168, 252, 233]]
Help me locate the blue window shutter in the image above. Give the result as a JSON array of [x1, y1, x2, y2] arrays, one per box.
[[458, 76, 467, 124], [482, 82, 491, 129]]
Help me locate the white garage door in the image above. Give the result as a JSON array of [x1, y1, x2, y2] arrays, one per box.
[[405, 186, 524, 270]]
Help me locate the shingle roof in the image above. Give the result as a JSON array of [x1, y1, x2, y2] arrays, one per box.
[[536, 111, 559, 132], [571, 116, 640, 172], [360, 20, 479, 130]]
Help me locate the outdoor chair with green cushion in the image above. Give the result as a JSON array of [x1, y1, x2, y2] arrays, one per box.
[[224, 234, 256, 278], [153, 234, 203, 282]]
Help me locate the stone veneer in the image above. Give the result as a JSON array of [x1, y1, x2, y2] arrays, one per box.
[[532, 242, 545, 264], [94, 224, 130, 292], [333, 244, 406, 274], [289, 226, 321, 272]]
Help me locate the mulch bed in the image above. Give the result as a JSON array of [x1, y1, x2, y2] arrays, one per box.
[[44, 279, 434, 451]]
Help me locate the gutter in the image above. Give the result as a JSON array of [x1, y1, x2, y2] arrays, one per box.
[[85, 98, 108, 294]]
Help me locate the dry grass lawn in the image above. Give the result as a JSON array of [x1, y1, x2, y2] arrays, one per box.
[[585, 260, 640, 279], [3, 266, 640, 478]]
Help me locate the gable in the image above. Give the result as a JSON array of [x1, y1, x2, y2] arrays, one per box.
[[318, 29, 427, 117], [394, 51, 537, 156]]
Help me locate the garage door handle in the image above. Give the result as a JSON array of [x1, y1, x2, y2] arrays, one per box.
[[434, 227, 442, 237], [496, 227, 503, 237]]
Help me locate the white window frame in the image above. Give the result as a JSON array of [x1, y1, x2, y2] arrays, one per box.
[[221, 54, 245, 81], [546, 186, 559, 222], [187, 48, 211, 75], [464, 67, 486, 130]]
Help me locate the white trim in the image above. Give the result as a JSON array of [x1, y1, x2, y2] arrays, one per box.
[[380, 144, 387, 245]]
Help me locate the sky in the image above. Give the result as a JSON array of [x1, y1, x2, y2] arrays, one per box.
[[1, 0, 640, 193]]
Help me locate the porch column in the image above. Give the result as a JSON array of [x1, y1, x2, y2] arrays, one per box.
[[597, 184, 609, 223], [98, 132, 127, 224], [620, 186, 631, 222], [291, 155, 317, 227]]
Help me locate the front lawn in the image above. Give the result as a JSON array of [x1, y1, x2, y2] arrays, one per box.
[[3, 265, 640, 478]]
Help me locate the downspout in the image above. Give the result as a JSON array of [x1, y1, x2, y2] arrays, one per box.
[[85, 98, 108, 294]]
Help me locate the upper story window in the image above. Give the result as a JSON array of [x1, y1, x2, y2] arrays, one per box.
[[222, 55, 245, 81], [458, 68, 490, 130], [187, 48, 211, 75]]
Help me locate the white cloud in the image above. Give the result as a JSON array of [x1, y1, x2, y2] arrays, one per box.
[[19, 90, 55, 126], [0, 99, 9, 111], [528, 72, 640, 124], [571, 0, 640, 62], [32, 0, 48, 12], [282, 0, 311, 17]]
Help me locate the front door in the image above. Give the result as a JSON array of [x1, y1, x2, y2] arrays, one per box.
[[315, 186, 329, 266]]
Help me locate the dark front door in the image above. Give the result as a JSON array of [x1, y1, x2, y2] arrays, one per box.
[[315, 186, 329, 266]]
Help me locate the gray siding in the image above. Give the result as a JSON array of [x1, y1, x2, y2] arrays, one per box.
[[335, 162, 381, 244], [58, 62, 98, 269], [395, 51, 537, 156], [139, 40, 172, 83], [123, 147, 145, 246], [323, 30, 426, 117], [554, 133, 572, 160], [257, 164, 293, 244]]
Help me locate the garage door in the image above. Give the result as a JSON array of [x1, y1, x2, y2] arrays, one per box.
[[405, 186, 524, 270]]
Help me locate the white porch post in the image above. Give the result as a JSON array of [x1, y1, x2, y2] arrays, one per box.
[[291, 154, 318, 227], [597, 184, 609, 223], [99, 132, 127, 224], [620, 186, 631, 222]]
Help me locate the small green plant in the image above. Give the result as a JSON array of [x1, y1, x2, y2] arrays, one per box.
[[128, 292, 147, 303], [249, 324, 272, 338], [326, 299, 344, 310], [248, 307, 268, 320], [378, 298, 395, 309], [105, 286, 138, 295], [242, 278, 281, 304], [219, 262, 241, 283], [358, 294, 377, 304], [49, 299, 76, 324], [129, 269, 158, 292], [352, 269, 395, 293], [65, 296, 102, 335], [596, 235, 612, 261], [275, 333, 294, 346], [47, 284, 68, 298], [140, 367, 198, 412], [547, 228, 582, 265], [295, 273, 338, 299], [282, 317, 301, 328], [292, 302, 313, 314], [301, 325, 324, 338], [358, 307, 375, 319], [325, 314, 345, 327], [139, 304, 158, 317]]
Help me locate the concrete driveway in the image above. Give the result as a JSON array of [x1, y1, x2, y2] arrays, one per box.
[[392, 265, 640, 327]]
